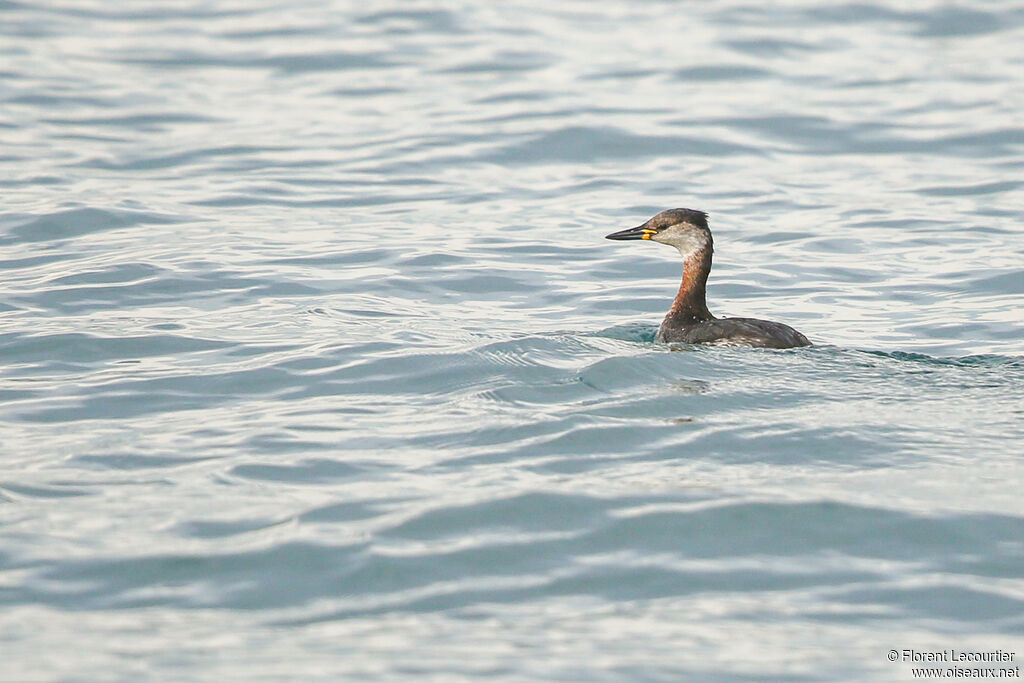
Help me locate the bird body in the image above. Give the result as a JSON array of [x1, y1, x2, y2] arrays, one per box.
[[656, 317, 809, 348]]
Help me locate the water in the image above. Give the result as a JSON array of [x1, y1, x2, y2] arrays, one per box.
[[2, 1, 1023, 680]]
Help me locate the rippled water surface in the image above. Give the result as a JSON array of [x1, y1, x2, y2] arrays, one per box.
[[2, 1, 1024, 680]]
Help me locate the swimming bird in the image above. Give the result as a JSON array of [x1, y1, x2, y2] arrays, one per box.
[[606, 208, 811, 348]]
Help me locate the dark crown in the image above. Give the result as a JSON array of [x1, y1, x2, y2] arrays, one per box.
[[649, 208, 709, 230]]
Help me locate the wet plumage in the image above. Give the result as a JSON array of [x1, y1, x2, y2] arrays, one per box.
[[657, 316, 810, 348]]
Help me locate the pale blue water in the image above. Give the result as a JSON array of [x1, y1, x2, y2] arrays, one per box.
[[2, 1, 1023, 680]]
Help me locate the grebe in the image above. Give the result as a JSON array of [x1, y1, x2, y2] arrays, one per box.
[[606, 208, 811, 348]]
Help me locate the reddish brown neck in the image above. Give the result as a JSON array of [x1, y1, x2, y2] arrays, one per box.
[[665, 246, 713, 324]]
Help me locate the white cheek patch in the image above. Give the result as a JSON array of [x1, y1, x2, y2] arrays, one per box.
[[653, 225, 708, 258]]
